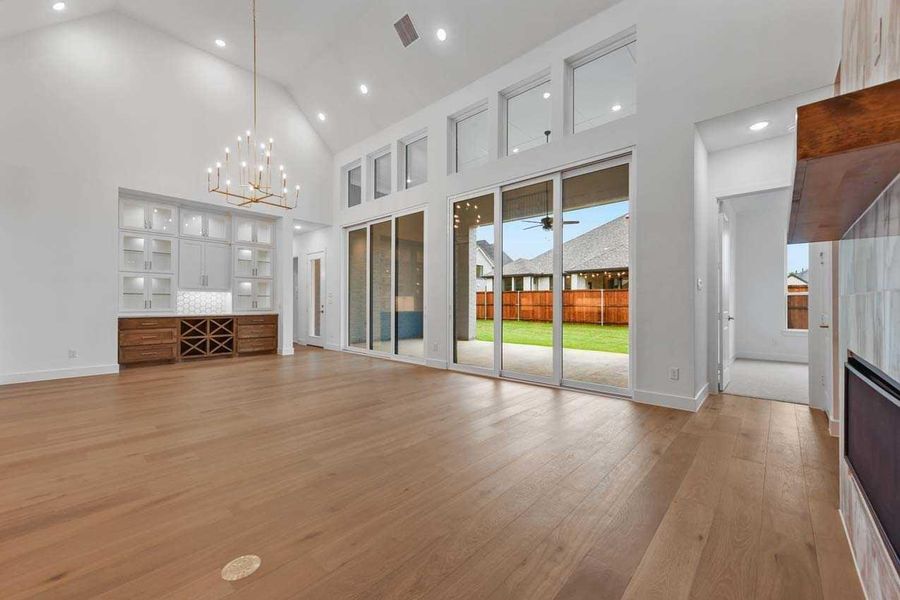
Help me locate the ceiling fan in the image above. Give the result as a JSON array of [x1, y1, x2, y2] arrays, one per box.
[[523, 170, 579, 231]]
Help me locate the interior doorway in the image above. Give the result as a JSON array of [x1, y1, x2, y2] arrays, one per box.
[[451, 154, 633, 396], [717, 189, 810, 404], [307, 251, 326, 347]]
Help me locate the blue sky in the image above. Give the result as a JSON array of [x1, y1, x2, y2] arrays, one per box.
[[786, 243, 809, 274], [476, 201, 629, 261]]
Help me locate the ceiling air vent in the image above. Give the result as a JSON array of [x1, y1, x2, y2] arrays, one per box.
[[394, 14, 419, 47]]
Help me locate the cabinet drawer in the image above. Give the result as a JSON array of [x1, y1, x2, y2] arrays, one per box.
[[237, 315, 277, 326], [237, 337, 276, 353], [120, 344, 177, 363], [237, 324, 276, 339], [120, 318, 179, 331], [119, 329, 177, 346]]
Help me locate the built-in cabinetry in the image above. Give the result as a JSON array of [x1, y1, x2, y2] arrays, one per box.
[[179, 240, 231, 290], [118, 314, 278, 365], [117, 194, 275, 314]]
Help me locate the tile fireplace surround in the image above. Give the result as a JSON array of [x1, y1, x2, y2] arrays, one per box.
[[839, 174, 900, 600]]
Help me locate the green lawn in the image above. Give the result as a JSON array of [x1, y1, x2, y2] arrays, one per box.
[[475, 319, 629, 354]]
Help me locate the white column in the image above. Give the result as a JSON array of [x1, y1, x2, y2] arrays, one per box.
[[276, 215, 295, 356]]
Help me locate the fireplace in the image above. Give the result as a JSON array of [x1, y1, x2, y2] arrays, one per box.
[[844, 352, 900, 576]]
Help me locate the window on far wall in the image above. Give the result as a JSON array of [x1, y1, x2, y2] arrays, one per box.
[[374, 153, 391, 199], [405, 137, 427, 189], [455, 108, 489, 172], [572, 41, 636, 134], [347, 165, 362, 207], [786, 242, 809, 330], [506, 80, 551, 155]]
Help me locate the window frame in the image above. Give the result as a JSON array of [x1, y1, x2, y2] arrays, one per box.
[[344, 160, 362, 208], [565, 27, 637, 135], [450, 101, 490, 174], [499, 70, 552, 158], [785, 242, 810, 332], [369, 146, 392, 200], [398, 130, 428, 191]]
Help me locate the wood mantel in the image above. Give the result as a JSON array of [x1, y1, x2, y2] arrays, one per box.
[[788, 78, 900, 243]]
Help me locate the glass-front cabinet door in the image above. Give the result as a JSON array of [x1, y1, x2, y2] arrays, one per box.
[[120, 199, 148, 230], [119, 233, 175, 273], [147, 203, 177, 235], [120, 274, 148, 311], [120, 233, 146, 271], [234, 216, 273, 246], [234, 246, 272, 278], [119, 274, 174, 312], [119, 199, 178, 235], [181, 209, 230, 241], [181, 210, 205, 237], [234, 278, 271, 311]]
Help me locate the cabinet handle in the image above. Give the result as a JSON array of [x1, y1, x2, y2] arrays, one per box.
[[140, 321, 155, 326], [148, 300, 152, 309], [149, 260, 153, 271]]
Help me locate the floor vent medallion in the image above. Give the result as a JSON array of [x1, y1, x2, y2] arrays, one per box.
[[221, 555, 261, 581]]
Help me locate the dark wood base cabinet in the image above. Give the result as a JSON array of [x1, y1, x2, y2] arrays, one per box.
[[118, 315, 278, 366]]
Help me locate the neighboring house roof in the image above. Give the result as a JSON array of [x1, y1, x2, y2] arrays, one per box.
[[788, 269, 809, 284], [476, 240, 512, 267], [503, 214, 629, 276]]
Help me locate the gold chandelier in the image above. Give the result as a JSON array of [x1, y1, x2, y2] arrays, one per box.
[[207, 0, 298, 209]]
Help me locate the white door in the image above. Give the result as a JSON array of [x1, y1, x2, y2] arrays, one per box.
[[204, 243, 231, 290], [718, 208, 734, 391], [179, 240, 205, 289], [308, 252, 326, 346]]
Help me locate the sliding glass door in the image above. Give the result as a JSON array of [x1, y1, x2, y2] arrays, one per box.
[[500, 177, 557, 382], [345, 210, 425, 360], [450, 156, 632, 395]]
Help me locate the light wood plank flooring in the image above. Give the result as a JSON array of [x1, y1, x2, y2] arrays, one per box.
[[0, 348, 864, 599]]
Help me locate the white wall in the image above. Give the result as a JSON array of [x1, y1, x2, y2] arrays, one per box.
[[325, 0, 841, 410], [728, 190, 808, 363], [0, 13, 333, 383]]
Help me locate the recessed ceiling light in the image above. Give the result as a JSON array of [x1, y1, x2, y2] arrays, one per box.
[[436, 28, 447, 42], [52, 2, 66, 11], [749, 121, 769, 131], [215, 39, 227, 48], [611, 104, 622, 112], [317, 112, 326, 122], [542, 92, 551, 100], [294, 224, 302, 230], [512, 147, 519, 154], [359, 83, 368, 95]]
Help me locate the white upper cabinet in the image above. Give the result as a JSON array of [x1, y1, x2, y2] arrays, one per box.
[[119, 232, 176, 274], [179, 240, 232, 291], [234, 216, 274, 246], [234, 278, 273, 312], [234, 246, 273, 279], [120, 274, 174, 312], [180, 209, 231, 242], [119, 199, 178, 235]]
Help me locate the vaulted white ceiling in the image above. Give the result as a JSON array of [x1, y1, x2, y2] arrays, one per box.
[[2, 0, 620, 151]]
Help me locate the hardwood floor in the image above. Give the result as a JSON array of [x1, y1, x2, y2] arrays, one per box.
[[0, 348, 864, 599]]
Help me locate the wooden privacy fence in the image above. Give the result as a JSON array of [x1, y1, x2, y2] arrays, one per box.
[[475, 290, 629, 325], [787, 294, 809, 330]]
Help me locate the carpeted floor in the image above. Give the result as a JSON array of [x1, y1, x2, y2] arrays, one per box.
[[724, 358, 808, 404]]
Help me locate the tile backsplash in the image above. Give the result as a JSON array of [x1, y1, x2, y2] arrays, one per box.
[[176, 291, 233, 315]]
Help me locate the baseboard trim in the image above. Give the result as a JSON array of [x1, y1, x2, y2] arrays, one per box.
[[278, 346, 295, 356], [425, 358, 449, 370], [734, 351, 808, 364], [1, 364, 120, 386], [324, 343, 341, 352], [632, 384, 707, 412]]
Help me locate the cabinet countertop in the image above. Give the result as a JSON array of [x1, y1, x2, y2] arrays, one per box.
[[119, 313, 277, 319]]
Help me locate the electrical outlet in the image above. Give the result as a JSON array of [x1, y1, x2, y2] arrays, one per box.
[[68, 349, 78, 359], [669, 367, 680, 381], [432, 342, 439, 352]]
